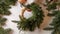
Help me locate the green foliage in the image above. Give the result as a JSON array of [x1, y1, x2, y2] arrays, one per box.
[[0, 16, 7, 26], [50, 11, 60, 34], [5, 0, 17, 5], [44, 2, 60, 33], [0, 0, 17, 25], [44, 11, 60, 34], [44, 0, 60, 34], [0, 27, 12, 34], [47, 10, 59, 16], [13, 3, 44, 31], [46, 1, 58, 17], [46, 2, 57, 11], [0, 2, 11, 15], [0, 0, 16, 33], [0, 0, 17, 15]]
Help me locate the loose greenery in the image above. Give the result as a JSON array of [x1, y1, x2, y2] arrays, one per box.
[[0, 27, 12, 34], [44, 0, 60, 34], [0, 0, 17, 34], [0, 0, 17, 15]]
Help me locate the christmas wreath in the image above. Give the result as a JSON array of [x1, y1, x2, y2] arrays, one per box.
[[13, 3, 44, 31]]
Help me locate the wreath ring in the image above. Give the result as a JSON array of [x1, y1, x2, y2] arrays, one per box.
[[13, 3, 44, 31]]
